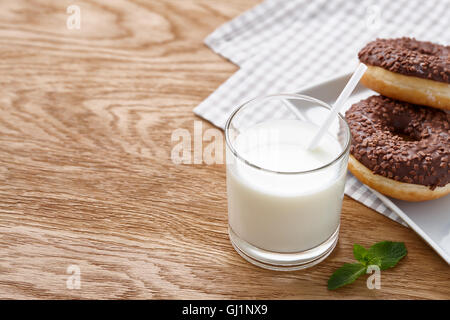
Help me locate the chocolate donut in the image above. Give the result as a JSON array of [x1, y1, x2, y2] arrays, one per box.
[[345, 95, 450, 201], [358, 38, 450, 110]]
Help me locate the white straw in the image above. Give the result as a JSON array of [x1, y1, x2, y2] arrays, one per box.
[[307, 63, 367, 150]]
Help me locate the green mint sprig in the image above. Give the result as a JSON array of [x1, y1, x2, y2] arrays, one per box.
[[328, 241, 407, 290]]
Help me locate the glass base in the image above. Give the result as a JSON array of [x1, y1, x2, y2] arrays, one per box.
[[229, 225, 339, 271]]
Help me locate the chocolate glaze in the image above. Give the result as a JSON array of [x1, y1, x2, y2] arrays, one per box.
[[345, 95, 450, 189], [358, 38, 450, 83]]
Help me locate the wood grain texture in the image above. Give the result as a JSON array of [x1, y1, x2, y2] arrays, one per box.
[[0, 0, 448, 300]]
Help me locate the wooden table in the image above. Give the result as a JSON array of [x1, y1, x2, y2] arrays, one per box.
[[0, 0, 448, 300]]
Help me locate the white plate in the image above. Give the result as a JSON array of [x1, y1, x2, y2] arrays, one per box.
[[293, 72, 450, 264]]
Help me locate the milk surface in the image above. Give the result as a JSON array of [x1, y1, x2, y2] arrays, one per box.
[[227, 120, 346, 252]]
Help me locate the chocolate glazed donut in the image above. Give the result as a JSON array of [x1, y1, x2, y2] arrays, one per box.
[[345, 95, 450, 201], [358, 38, 450, 110]]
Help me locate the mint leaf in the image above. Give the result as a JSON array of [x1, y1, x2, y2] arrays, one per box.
[[327, 263, 367, 290], [353, 244, 368, 264], [328, 241, 407, 290], [367, 256, 382, 267], [367, 241, 407, 270]]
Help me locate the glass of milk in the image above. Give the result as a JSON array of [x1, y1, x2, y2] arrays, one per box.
[[225, 93, 351, 270]]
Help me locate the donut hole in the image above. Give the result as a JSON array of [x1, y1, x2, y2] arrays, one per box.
[[389, 116, 422, 142], [392, 128, 421, 142]]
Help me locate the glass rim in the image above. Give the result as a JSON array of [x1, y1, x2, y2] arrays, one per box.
[[225, 93, 352, 175]]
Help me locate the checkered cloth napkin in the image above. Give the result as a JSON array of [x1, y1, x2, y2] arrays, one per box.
[[194, 0, 450, 225]]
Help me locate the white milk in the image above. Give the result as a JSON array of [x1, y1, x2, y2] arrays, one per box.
[[227, 119, 346, 253]]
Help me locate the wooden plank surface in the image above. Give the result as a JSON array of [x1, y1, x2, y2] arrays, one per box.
[[0, 0, 448, 299]]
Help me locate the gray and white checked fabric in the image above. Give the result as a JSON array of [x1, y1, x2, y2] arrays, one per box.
[[194, 0, 450, 225]]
